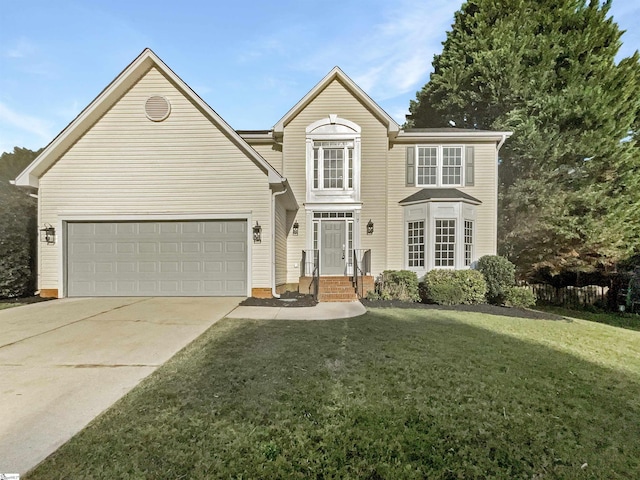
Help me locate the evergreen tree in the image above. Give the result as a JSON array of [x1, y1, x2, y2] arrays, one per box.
[[409, 0, 640, 275], [0, 147, 41, 297]]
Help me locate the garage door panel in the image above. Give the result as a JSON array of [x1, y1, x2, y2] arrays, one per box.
[[67, 220, 247, 296]]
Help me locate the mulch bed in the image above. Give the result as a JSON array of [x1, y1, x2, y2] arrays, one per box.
[[0, 295, 54, 306], [240, 293, 564, 320], [240, 291, 318, 308]]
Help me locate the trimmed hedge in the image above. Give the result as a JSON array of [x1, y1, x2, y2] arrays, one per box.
[[420, 269, 487, 305], [476, 255, 516, 305], [371, 270, 420, 302]]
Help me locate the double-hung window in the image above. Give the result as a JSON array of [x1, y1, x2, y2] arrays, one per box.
[[407, 221, 425, 267], [415, 146, 464, 187], [435, 219, 456, 267], [464, 220, 474, 266], [313, 141, 354, 190]]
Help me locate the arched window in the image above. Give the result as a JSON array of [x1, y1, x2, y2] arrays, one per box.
[[306, 115, 361, 200]]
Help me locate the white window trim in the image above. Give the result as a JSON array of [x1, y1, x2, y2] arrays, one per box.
[[305, 115, 361, 203], [414, 145, 465, 188], [312, 140, 354, 191]]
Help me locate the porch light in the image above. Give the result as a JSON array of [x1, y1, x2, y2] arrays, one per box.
[[367, 219, 374, 235], [253, 221, 262, 243], [293, 221, 299, 236], [40, 224, 56, 244]]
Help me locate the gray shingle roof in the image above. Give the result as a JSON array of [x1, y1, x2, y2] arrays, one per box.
[[399, 188, 482, 205]]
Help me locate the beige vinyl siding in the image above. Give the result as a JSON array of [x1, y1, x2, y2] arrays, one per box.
[[249, 143, 283, 173], [38, 67, 272, 294], [386, 142, 497, 272], [274, 197, 288, 286], [282, 78, 389, 281]]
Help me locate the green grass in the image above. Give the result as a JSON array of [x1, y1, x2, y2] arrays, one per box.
[[27, 309, 640, 479], [536, 305, 640, 331]]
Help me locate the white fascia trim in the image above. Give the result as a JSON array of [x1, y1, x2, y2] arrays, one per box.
[[395, 131, 513, 143], [400, 198, 481, 207], [57, 212, 254, 298], [238, 131, 274, 141]]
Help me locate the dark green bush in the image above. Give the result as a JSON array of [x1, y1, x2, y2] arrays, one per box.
[[375, 270, 420, 302], [421, 269, 487, 305], [0, 188, 37, 298], [504, 286, 537, 308], [476, 255, 516, 305]]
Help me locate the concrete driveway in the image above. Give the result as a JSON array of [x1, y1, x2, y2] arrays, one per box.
[[0, 296, 241, 475]]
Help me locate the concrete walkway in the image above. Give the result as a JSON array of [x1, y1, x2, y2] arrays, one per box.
[[0, 296, 241, 475], [226, 301, 366, 320]]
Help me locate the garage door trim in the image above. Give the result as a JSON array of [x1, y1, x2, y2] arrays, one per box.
[[59, 213, 253, 298]]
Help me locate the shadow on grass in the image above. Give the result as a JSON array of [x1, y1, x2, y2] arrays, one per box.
[[536, 305, 640, 332], [27, 309, 640, 480]]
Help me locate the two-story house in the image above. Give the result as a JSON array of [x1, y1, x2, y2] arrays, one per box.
[[15, 49, 511, 300]]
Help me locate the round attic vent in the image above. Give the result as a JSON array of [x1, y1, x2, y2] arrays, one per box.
[[145, 96, 171, 121]]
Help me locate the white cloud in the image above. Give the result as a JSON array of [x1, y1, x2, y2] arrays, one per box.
[[0, 102, 53, 144], [5, 37, 37, 59], [349, 0, 458, 100]]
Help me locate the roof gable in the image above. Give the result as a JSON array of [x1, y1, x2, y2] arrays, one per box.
[[15, 48, 285, 188], [273, 67, 399, 137]]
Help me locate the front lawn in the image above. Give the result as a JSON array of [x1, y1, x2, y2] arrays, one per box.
[[27, 309, 640, 479], [536, 305, 640, 331]]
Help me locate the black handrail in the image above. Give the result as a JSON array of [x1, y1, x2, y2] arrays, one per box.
[[301, 249, 320, 301], [352, 249, 371, 298], [313, 250, 319, 301]]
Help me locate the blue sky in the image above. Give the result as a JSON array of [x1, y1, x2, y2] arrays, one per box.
[[1, 0, 639, 155]]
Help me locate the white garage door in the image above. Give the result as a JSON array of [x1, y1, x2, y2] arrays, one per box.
[[66, 220, 247, 296]]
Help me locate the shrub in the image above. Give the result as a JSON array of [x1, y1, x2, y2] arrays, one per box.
[[504, 286, 537, 308], [375, 270, 420, 302], [476, 255, 516, 305], [0, 188, 37, 298], [421, 269, 487, 305]]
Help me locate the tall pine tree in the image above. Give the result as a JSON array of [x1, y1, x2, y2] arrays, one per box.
[[409, 0, 640, 276]]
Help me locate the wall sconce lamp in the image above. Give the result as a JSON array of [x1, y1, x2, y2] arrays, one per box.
[[366, 219, 374, 235], [253, 221, 262, 243], [40, 224, 56, 244], [293, 221, 299, 236]]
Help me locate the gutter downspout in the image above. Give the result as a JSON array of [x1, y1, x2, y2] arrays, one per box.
[[272, 185, 288, 299], [497, 133, 508, 152]]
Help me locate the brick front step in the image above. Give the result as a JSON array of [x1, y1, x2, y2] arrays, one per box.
[[318, 276, 358, 302]]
